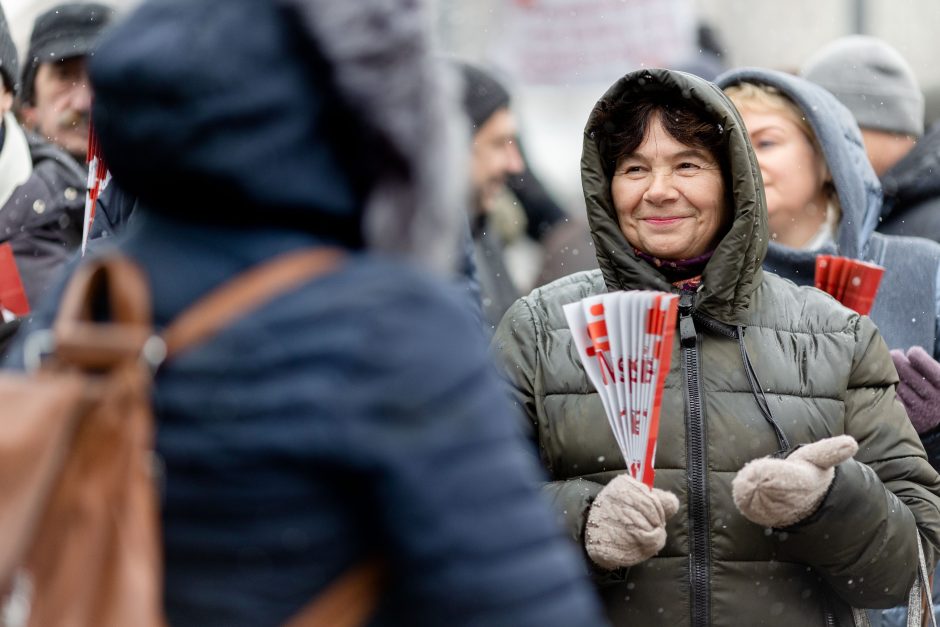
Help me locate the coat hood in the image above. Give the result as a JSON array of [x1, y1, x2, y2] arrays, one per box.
[[715, 68, 883, 279], [89, 0, 467, 275], [582, 68, 767, 324]]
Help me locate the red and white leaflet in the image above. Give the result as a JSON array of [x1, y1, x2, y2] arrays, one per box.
[[626, 293, 646, 478], [814, 254, 885, 315], [602, 293, 628, 451], [841, 261, 884, 315], [814, 255, 831, 291], [564, 299, 620, 450], [635, 293, 655, 482], [582, 295, 624, 450], [643, 293, 678, 486], [565, 290, 678, 487], [81, 116, 111, 256], [814, 255, 885, 315], [617, 293, 637, 471]]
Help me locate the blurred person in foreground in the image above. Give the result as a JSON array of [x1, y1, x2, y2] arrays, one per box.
[[18, 2, 113, 163], [4, 0, 609, 625], [721, 63, 940, 627], [492, 68, 940, 625], [801, 36, 940, 243]]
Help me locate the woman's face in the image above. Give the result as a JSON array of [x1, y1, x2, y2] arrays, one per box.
[[738, 107, 829, 227], [611, 114, 727, 260]]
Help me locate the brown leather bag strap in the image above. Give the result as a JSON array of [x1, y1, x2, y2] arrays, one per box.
[[163, 247, 381, 625], [161, 248, 343, 359], [284, 560, 384, 627], [50, 256, 155, 369], [55, 257, 153, 328]]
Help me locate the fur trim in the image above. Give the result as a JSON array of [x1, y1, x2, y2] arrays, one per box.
[[277, 0, 469, 276]]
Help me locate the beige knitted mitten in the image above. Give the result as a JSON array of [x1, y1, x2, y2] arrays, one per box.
[[584, 473, 679, 571], [732, 435, 858, 528]]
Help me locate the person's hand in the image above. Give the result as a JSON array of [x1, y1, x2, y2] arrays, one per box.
[[584, 473, 679, 570], [732, 435, 857, 528], [891, 346, 940, 434]]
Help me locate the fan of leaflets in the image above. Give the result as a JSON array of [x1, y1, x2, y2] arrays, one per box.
[[814, 255, 885, 315], [564, 291, 678, 488]]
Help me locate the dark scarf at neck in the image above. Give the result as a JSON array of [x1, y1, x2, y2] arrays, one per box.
[[635, 248, 714, 291]]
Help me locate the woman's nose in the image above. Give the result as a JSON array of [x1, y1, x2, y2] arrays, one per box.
[[643, 171, 679, 205]]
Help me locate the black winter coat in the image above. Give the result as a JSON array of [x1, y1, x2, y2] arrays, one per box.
[[879, 124, 940, 242]]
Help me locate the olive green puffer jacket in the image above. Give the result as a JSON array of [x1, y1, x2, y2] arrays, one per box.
[[492, 69, 940, 627]]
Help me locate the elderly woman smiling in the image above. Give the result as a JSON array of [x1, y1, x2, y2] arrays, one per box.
[[611, 97, 728, 263], [492, 69, 940, 627]]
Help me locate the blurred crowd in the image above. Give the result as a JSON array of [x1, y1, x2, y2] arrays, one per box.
[[2, 1, 940, 626]]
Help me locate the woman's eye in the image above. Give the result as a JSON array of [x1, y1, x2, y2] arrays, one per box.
[[755, 140, 776, 149], [677, 162, 700, 170]]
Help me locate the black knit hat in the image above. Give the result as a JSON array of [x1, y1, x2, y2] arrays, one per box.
[[21, 2, 114, 105], [455, 61, 510, 132], [0, 5, 18, 94]]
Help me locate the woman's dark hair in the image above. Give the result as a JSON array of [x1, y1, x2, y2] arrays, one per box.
[[597, 93, 727, 178]]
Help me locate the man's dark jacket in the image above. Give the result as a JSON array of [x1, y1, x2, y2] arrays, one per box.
[[879, 124, 940, 242]]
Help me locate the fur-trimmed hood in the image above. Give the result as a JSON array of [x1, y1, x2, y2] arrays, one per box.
[[90, 0, 467, 275]]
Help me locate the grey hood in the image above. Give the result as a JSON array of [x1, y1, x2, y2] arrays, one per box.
[[715, 67, 883, 281]]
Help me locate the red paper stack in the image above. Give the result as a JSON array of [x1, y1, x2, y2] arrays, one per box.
[[0, 243, 29, 318], [814, 255, 885, 315]]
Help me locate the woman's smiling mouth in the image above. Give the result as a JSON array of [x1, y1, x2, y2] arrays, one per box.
[[643, 217, 685, 226]]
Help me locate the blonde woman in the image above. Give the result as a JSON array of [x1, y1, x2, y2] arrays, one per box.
[[719, 68, 940, 626], [719, 69, 940, 461]]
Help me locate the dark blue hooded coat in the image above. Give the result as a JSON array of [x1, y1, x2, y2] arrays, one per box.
[[5, 1, 607, 625]]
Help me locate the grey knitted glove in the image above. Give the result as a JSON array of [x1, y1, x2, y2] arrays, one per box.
[[732, 435, 858, 528], [584, 473, 679, 571], [891, 346, 940, 434]]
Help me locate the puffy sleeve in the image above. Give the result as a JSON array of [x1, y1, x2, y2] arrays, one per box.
[[777, 314, 940, 608]]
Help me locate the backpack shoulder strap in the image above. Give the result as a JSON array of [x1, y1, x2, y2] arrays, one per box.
[[164, 247, 383, 626], [162, 247, 343, 360]]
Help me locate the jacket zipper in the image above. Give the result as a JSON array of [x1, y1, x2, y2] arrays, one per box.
[[679, 293, 710, 627], [822, 591, 842, 627]]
